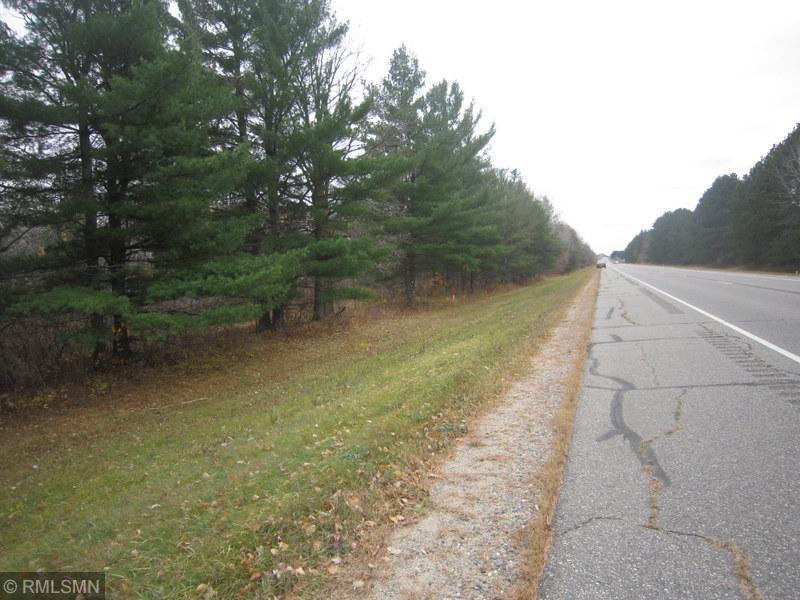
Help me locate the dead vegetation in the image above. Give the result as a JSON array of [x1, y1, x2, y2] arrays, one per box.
[[506, 273, 599, 599]]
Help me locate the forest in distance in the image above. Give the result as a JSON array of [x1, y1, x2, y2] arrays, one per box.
[[0, 0, 595, 393], [618, 123, 800, 270]]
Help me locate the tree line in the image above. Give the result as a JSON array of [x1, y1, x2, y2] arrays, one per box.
[[622, 123, 800, 269], [0, 0, 593, 382]]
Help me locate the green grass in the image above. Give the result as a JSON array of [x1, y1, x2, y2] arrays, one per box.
[[0, 270, 592, 598]]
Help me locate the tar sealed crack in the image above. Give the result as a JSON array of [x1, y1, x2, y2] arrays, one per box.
[[638, 343, 661, 387], [618, 298, 637, 325], [592, 353, 670, 486], [705, 537, 766, 600], [642, 466, 664, 529], [637, 388, 688, 529], [580, 280, 767, 599], [639, 389, 687, 450], [640, 525, 765, 597]]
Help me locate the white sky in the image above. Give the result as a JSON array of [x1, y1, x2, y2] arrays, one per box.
[[332, 0, 800, 253], [4, 2, 798, 253]]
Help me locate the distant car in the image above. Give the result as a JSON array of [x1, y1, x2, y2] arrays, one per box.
[[596, 261, 606, 269]]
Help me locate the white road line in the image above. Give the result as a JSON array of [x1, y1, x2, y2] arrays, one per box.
[[614, 268, 800, 366]]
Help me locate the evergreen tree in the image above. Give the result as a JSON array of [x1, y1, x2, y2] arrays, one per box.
[[624, 229, 651, 263], [647, 209, 697, 264], [366, 46, 426, 304], [623, 124, 800, 271], [0, 0, 245, 357], [289, 14, 378, 320], [368, 48, 494, 304], [734, 125, 800, 268], [487, 170, 561, 281], [694, 173, 740, 264]]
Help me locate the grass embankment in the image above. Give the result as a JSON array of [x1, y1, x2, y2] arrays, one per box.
[[0, 270, 591, 598]]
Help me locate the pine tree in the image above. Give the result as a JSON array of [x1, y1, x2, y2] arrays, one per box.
[[366, 46, 426, 304], [693, 174, 740, 265], [487, 170, 560, 282], [290, 17, 379, 319], [368, 48, 494, 304], [0, 0, 246, 357], [183, 0, 361, 327]]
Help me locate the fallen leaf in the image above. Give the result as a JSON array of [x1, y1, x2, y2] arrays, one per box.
[[352, 580, 365, 589], [387, 546, 402, 555]]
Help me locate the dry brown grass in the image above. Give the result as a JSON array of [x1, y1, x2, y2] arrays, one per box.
[[510, 272, 599, 600]]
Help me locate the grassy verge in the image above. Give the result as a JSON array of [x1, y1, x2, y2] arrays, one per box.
[[0, 270, 592, 598]]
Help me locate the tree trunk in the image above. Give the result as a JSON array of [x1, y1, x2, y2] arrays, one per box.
[[313, 277, 333, 320], [267, 185, 281, 241], [108, 173, 130, 358], [257, 305, 285, 332], [404, 252, 416, 306], [79, 120, 105, 364], [112, 315, 131, 357]]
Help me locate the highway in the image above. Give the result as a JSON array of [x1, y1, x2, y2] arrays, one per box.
[[540, 264, 800, 599]]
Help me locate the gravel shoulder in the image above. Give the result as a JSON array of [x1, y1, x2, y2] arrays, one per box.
[[364, 276, 598, 599]]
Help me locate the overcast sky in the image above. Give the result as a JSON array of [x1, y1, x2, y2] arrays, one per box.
[[332, 0, 800, 253]]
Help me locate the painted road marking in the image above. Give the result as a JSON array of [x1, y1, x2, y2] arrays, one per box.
[[615, 269, 800, 367]]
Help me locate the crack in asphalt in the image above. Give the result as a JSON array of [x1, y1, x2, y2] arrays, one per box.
[[556, 516, 766, 599], [586, 380, 796, 392], [618, 298, 638, 326], [592, 319, 722, 329], [639, 389, 687, 528], [590, 351, 670, 486], [557, 515, 624, 537], [638, 343, 661, 387], [593, 335, 703, 345], [566, 277, 768, 599], [644, 524, 766, 597], [705, 537, 766, 600]]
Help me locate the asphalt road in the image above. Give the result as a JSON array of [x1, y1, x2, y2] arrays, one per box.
[[540, 264, 800, 600]]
